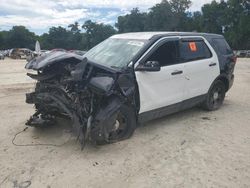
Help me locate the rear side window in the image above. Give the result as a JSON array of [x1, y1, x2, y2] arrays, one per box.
[[212, 38, 233, 55], [180, 40, 212, 62]]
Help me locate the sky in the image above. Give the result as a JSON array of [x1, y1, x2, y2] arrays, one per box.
[[0, 0, 215, 35]]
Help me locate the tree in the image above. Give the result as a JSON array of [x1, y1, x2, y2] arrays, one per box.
[[82, 20, 116, 49], [223, 0, 250, 49], [116, 0, 192, 32], [191, 11, 203, 31], [0, 31, 6, 49], [201, 0, 228, 34], [170, 0, 191, 14], [68, 22, 85, 49], [169, 0, 192, 31], [198, 0, 250, 49], [68, 22, 81, 34], [40, 26, 71, 49], [0, 0, 249, 51], [144, 0, 176, 31], [116, 8, 147, 33], [4, 26, 37, 49]]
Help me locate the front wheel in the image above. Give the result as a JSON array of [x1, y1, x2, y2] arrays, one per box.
[[202, 80, 226, 111], [96, 105, 136, 145]]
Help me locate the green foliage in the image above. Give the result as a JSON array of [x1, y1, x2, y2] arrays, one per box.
[[201, 0, 227, 34], [170, 0, 191, 13], [0, 0, 249, 50], [68, 22, 81, 34], [115, 0, 249, 50], [146, 0, 177, 31], [116, 8, 147, 33], [40, 27, 70, 49], [116, 0, 192, 32], [1, 26, 36, 50], [0, 20, 115, 50], [223, 0, 250, 49], [0, 32, 5, 49], [82, 20, 116, 48]]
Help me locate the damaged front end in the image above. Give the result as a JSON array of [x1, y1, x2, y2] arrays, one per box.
[[25, 51, 137, 147]]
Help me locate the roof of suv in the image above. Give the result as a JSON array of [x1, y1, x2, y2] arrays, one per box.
[[111, 32, 223, 40]]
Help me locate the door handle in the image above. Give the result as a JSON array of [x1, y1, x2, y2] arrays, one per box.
[[209, 63, 217, 67], [171, 70, 183, 75]]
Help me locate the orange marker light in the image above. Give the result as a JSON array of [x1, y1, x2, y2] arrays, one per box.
[[189, 42, 197, 52]]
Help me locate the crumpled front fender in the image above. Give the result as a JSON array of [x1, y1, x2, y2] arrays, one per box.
[[90, 97, 122, 142]]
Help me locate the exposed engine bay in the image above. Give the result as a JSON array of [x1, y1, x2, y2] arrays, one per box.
[[25, 52, 138, 148]]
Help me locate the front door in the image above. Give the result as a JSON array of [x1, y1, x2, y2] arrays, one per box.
[[135, 38, 185, 114]]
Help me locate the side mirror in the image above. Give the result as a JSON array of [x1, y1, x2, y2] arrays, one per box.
[[136, 61, 161, 72]]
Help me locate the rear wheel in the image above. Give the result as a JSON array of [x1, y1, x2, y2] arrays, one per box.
[[202, 80, 226, 111], [96, 105, 136, 145]]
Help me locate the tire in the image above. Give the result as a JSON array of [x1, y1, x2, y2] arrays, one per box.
[[96, 104, 136, 145], [202, 80, 226, 111]]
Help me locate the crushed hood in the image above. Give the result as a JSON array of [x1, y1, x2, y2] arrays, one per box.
[[25, 51, 84, 70]]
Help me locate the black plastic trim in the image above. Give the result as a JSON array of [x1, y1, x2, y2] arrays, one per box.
[[171, 70, 183, 75], [209, 63, 217, 67], [138, 94, 206, 124]]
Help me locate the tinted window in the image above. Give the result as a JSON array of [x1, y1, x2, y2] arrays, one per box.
[[212, 38, 233, 55], [147, 40, 178, 67], [180, 40, 212, 62]]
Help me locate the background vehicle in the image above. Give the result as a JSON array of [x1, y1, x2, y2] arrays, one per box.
[[246, 51, 250, 58], [10, 48, 33, 59], [25, 32, 236, 146], [0, 52, 5, 60]]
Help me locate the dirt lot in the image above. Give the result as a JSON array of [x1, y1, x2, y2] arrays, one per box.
[[0, 58, 249, 188]]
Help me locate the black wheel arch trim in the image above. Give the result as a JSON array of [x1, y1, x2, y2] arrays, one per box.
[[211, 73, 230, 92]]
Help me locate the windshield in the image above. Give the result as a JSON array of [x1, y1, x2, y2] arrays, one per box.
[[83, 38, 147, 68]]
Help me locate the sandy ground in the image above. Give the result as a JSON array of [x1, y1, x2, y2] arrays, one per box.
[[0, 58, 249, 188]]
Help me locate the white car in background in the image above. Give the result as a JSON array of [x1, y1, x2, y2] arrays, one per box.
[[0, 52, 5, 60]]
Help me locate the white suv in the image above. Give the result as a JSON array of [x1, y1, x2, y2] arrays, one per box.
[[25, 32, 236, 146]]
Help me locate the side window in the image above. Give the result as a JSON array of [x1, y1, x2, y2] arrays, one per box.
[[212, 38, 233, 55], [146, 40, 179, 67], [179, 40, 212, 62]]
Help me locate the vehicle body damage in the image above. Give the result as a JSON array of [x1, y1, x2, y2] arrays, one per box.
[[25, 50, 139, 147], [25, 32, 235, 148]]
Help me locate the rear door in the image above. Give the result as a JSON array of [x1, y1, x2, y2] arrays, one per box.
[[135, 37, 185, 114], [179, 37, 220, 100]]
